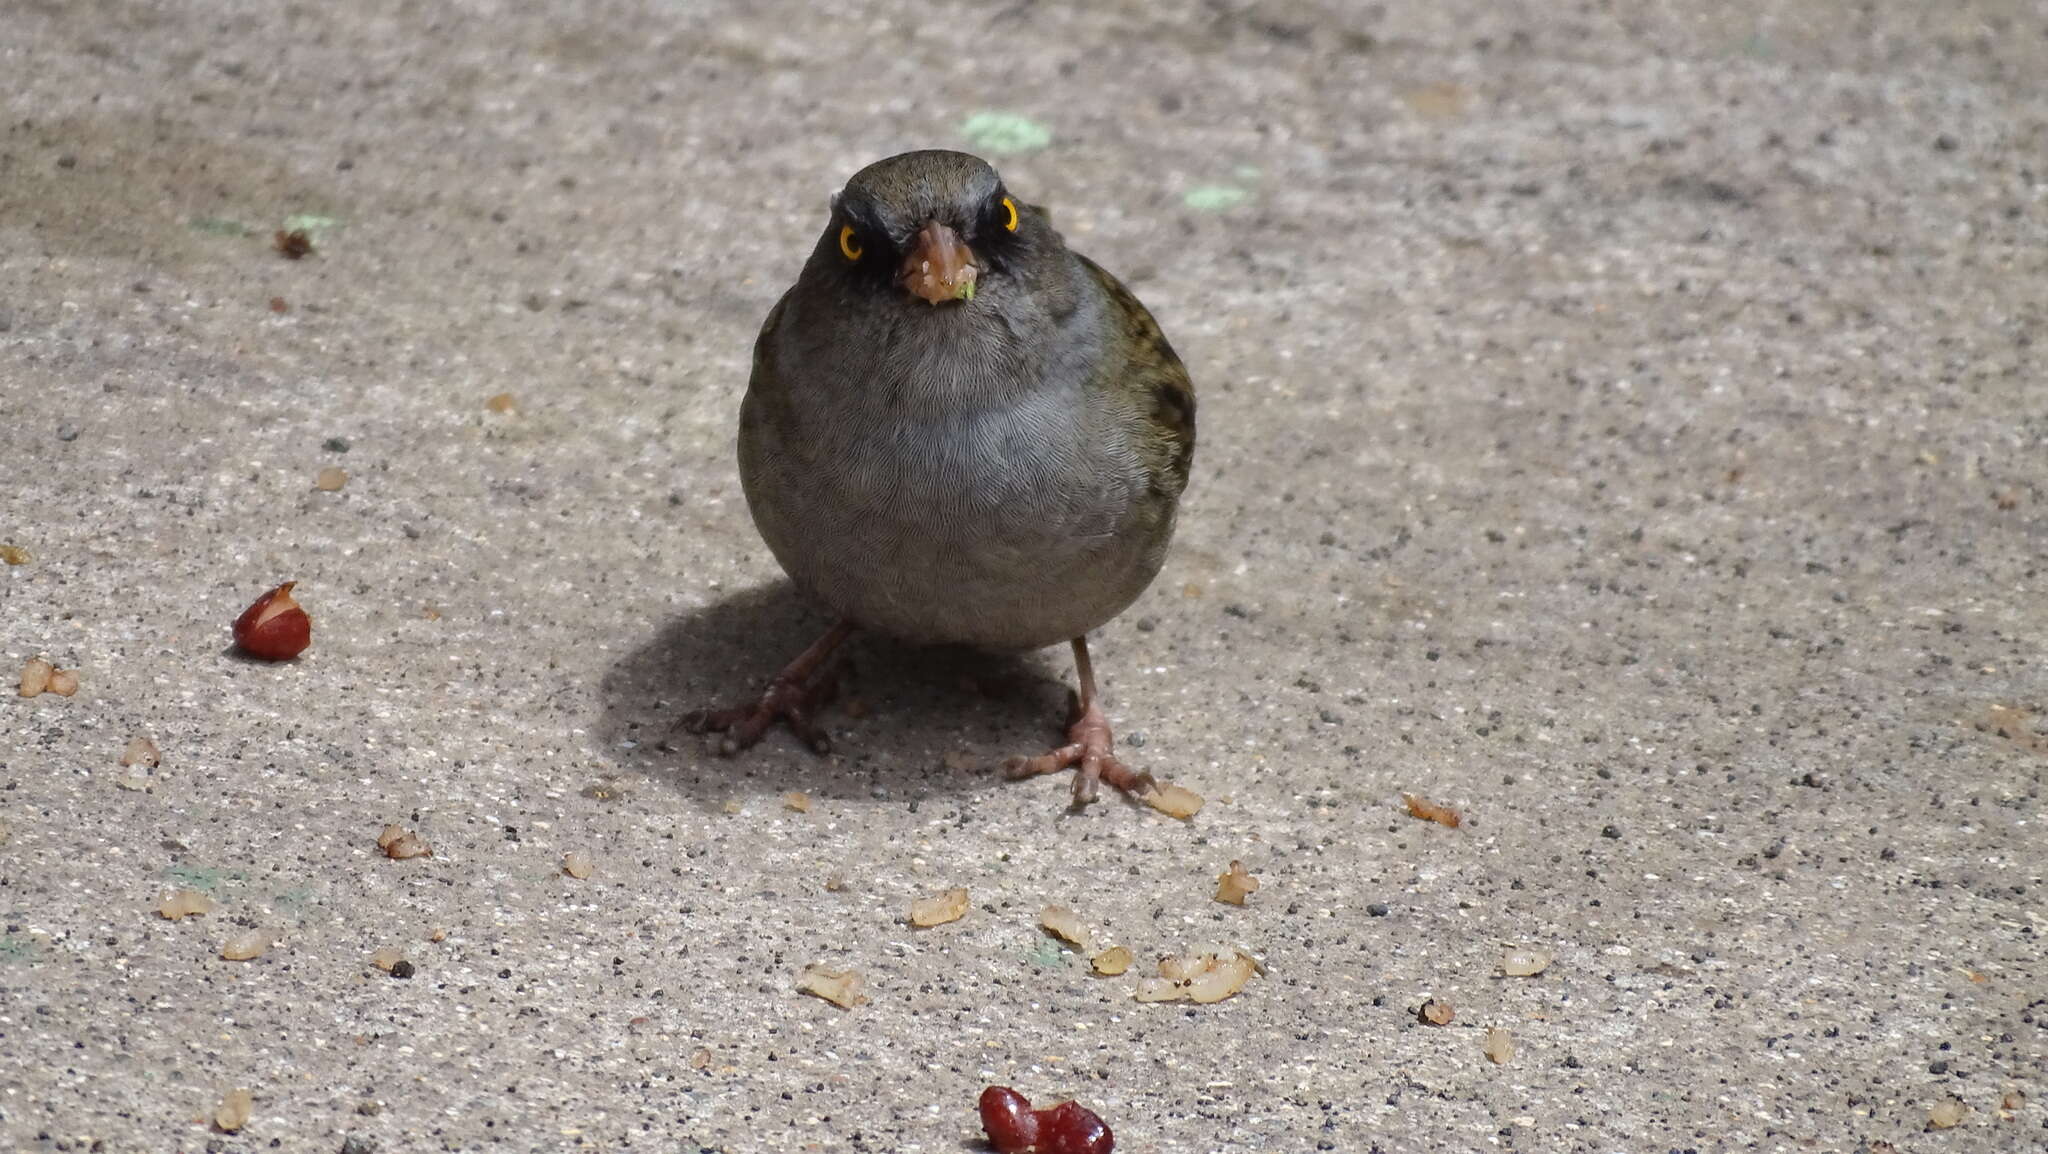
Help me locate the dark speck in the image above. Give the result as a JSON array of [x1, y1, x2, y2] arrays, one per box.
[[1600, 824, 1622, 839], [324, 437, 351, 453], [56, 424, 80, 442], [389, 960, 415, 979], [1367, 902, 1389, 917]]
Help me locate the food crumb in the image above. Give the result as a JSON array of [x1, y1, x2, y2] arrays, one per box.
[[796, 964, 867, 1009], [1214, 859, 1259, 905], [1038, 905, 1091, 950], [46, 668, 79, 696], [1142, 782, 1205, 819], [376, 825, 432, 860], [315, 466, 349, 491], [1402, 792, 1462, 827], [562, 851, 595, 879], [0, 543, 29, 565], [782, 790, 812, 813], [215, 1087, 254, 1132], [1417, 998, 1454, 1026], [1502, 948, 1553, 977], [909, 886, 970, 927], [370, 946, 406, 973], [1482, 1026, 1514, 1064], [485, 392, 519, 414], [18, 658, 53, 697], [1927, 1097, 1967, 1129], [274, 228, 313, 258], [158, 889, 216, 920], [1090, 946, 1132, 976], [221, 931, 270, 961], [122, 736, 162, 768], [1133, 946, 1258, 1004]]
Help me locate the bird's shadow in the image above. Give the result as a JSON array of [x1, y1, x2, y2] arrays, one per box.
[[593, 581, 1075, 807]]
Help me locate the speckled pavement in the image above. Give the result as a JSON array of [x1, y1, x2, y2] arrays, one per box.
[[2, 2, 2043, 1151]]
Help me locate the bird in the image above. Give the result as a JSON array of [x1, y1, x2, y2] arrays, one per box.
[[683, 149, 1198, 813]]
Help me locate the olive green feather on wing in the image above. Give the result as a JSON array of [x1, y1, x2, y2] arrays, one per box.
[[1078, 255, 1196, 500]]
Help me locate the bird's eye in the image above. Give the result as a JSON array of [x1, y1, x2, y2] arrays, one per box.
[[838, 225, 863, 261], [1000, 196, 1019, 232]]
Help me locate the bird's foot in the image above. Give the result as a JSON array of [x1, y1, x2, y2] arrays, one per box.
[[679, 666, 840, 755], [677, 622, 856, 756], [1003, 692, 1159, 809]]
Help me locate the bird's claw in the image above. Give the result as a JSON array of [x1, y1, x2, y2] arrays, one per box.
[[679, 665, 840, 756], [1003, 696, 1156, 808]]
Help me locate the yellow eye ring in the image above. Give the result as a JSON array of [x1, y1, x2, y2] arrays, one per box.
[[1001, 196, 1019, 232], [838, 225, 863, 261]]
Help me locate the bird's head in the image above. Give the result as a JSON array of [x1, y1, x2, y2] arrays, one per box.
[[816, 150, 1051, 309]]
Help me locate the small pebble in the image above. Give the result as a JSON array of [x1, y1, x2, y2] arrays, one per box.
[[57, 424, 80, 442]]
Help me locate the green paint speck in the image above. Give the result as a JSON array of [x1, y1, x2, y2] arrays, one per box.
[[166, 865, 232, 892], [0, 933, 37, 963], [1183, 185, 1251, 212], [1027, 939, 1067, 969], [282, 213, 342, 237], [960, 112, 1053, 157], [190, 217, 250, 236]]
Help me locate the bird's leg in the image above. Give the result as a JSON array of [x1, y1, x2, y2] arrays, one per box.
[[679, 620, 855, 755], [1003, 636, 1159, 808]]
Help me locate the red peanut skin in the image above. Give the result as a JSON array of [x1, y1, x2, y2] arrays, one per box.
[[979, 1087, 1039, 1151], [978, 1086, 1114, 1154], [232, 582, 312, 660]]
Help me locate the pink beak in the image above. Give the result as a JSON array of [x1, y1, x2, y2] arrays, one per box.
[[900, 221, 980, 304]]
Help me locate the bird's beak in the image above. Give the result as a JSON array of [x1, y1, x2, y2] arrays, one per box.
[[900, 221, 979, 304]]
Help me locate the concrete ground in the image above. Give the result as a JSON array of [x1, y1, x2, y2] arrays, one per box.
[[3, 1, 2043, 1151]]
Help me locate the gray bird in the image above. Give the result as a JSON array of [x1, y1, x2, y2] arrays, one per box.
[[685, 150, 1199, 813]]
